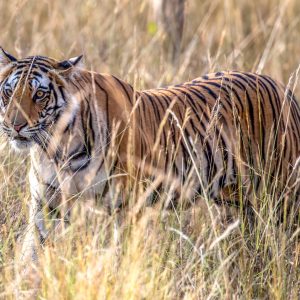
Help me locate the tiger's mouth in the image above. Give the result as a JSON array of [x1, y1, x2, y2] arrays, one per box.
[[12, 136, 29, 142], [10, 135, 34, 150]]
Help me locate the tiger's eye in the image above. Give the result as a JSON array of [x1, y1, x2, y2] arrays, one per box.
[[36, 91, 45, 98], [34, 90, 47, 101]]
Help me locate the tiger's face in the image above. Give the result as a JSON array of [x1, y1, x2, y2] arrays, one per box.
[[0, 48, 82, 151]]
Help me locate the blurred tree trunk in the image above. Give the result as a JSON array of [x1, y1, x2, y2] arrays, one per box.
[[150, 0, 185, 65]]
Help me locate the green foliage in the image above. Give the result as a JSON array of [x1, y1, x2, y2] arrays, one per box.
[[147, 21, 158, 35]]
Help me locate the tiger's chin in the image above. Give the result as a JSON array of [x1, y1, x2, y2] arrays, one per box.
[[10, 138, 34, 151]]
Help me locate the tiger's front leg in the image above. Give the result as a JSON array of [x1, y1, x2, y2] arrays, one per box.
[[20, 159, 61, 262], [20, 166, 48, 262]]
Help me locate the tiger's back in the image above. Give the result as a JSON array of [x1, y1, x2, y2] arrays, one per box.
[[125, 71, 300, 204]]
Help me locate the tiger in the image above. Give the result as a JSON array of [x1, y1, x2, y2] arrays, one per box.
[[0, 47, 299, 260]]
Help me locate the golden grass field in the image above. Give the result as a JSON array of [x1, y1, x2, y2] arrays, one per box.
[[0, 0, 300, 299]]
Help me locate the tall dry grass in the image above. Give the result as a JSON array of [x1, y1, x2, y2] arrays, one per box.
[[0, 0, 299, 299]]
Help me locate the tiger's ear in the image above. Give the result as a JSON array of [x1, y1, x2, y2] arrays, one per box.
[[0, 47, 17, 69], [57, 55, 84, 72]]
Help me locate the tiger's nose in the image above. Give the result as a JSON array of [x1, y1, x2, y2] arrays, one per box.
[[13, 123, 27, 133]]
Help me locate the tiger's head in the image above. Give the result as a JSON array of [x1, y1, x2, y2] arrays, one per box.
[[0, 47, 83, 151]]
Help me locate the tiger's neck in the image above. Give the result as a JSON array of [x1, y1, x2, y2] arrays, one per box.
[[47, 71, 136, 165]]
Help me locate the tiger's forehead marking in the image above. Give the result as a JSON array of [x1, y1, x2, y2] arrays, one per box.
[[4, 57, 55, 90], [5, 70, 51, 90], [10, 56, 57, 77], [17, 56, 56, 69]]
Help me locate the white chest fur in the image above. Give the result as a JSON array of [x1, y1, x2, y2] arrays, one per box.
[[30, 146, 108, 205]]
